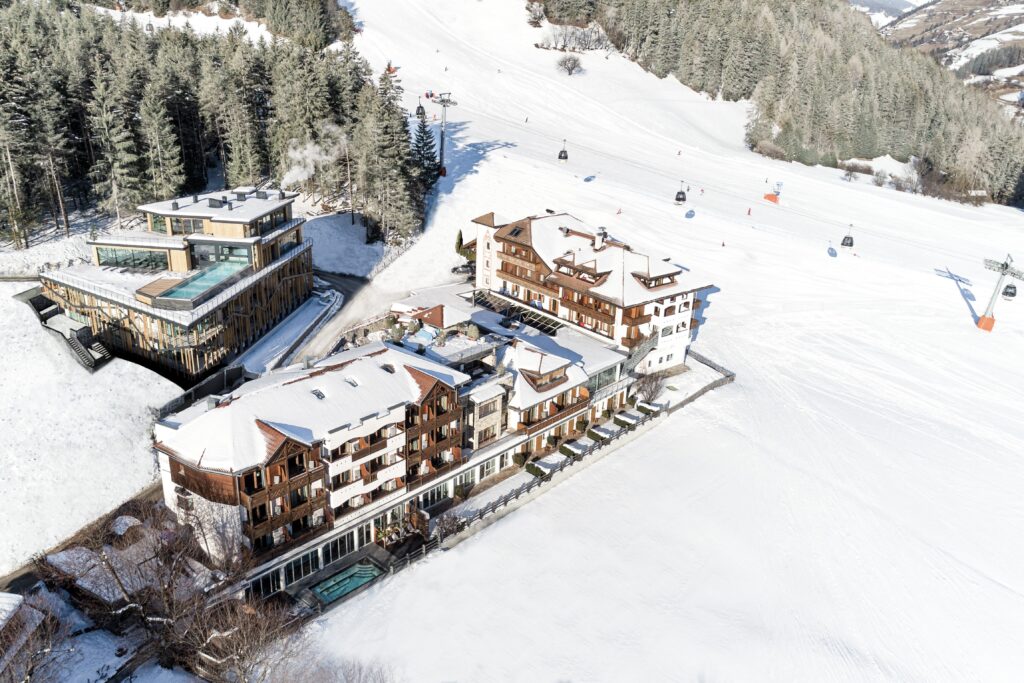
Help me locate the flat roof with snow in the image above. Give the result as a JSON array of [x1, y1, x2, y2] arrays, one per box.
[[138, 187, 297, 224]]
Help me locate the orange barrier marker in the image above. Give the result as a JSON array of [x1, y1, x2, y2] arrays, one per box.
[[977, 315, 995, 331], [763, 193, 779, 204]]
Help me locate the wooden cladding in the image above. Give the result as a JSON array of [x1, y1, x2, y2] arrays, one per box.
[[168, 458, 238, 506], [42, 248, 313, 378]]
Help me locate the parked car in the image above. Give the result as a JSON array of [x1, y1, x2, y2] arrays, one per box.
[[451, 263, 475, 275]]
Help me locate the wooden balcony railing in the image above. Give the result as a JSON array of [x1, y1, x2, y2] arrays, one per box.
[[497, 269, 558, 296], [241, 464, 325, 506], [623, 311, 652, 325], [518, 397, 590, 435], [620, 336, 644, 349], [497, 250, 537, 270], [560, 297, 615, 324]]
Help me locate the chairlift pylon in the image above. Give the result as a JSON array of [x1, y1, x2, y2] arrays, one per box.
[[558, 139, 568, 162]]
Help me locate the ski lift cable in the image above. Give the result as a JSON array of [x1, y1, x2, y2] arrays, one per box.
[[447, 98, 970, 263]]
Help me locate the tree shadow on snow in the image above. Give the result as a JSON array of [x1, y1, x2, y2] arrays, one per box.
[[425, 121, 515, 224], [934, 267, 979, 324]]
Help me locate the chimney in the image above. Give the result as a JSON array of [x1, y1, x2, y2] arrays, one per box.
[[221, 195, 228, 203], [594, 227, 607, 250], [558, 226, 569, 236], [192, 194, 198, 203], [226, 201, 233, 211], [205, 396, 218, 409], [278, 190, 285, 200], [170, 200, 179, 210]]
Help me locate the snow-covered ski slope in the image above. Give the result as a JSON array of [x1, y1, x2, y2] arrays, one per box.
[[311, 2, 1024, 681]]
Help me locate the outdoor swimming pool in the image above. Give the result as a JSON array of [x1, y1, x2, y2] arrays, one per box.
[[162, 262, 248, 300], [311, 562, 383, 605]]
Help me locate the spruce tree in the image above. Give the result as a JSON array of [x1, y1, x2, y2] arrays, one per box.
[[411, 117, 439, 194], [88, 67, 143, 227], [139, 84, 186, 200]]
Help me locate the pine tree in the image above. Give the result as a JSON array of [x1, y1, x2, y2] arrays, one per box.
[[411, 117, 439, 194], [88, 67, 143, 227], [139, 85, 185, 200]]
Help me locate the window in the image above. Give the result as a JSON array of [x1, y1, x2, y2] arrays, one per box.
[[357, 522, 372, 547], [500, 452, 511, 469], [97, 247, 168, 270], [479, 458, 497, 480], [658, 357, 663, 364], [478, 425, 497, 445], [478, 398, 500, 418], [322, 532, 355, 566], [676, 322, 687, 333], [654, 306, 661, 316], [661, 327, 672, 337], [420, 482, 450, 509], [665, 306, 676, 316], [170, 217, 203, 235], [283, 549, 320, 586], [246, 570, 281, 599], [666, 354, 674, 362]]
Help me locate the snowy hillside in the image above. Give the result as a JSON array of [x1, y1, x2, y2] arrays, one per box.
[[0, 284, 179, 575], [296, 1, 1024, 681], [849, 0, 920, 28]]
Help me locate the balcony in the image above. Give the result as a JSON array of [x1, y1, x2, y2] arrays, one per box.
[[518, 397, 590, 435], [241, 464, 325, 506], [560, 297, 615, 325], [406, 408, 457, 436], [497, 250, 537, 270], [407, 452, 466, 490], [496, 269, 558, 296], [620, 336, 644, 349], [623, 311, 652, 325]]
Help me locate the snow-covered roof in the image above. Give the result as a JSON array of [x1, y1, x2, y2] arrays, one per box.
[[492, 213, 702, 306], [155, 342, 471, 473], [138, 187, 297, 224], [497, 338, 589, 410], [0, 592, 23, 630], [468, 382, 505, 404]]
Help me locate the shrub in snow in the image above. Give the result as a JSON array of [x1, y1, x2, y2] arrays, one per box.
[[557, 54, 582, 76]]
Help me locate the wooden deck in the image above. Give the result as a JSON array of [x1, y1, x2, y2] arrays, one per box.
[[135, 276, 185, 304]]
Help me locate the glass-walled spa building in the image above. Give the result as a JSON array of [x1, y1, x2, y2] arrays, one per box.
[[39, 187, 312, 380]]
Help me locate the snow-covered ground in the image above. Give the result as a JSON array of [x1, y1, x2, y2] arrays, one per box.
[[302, 212, 384, 276], [299, 1, 1024, 680], [91, 4, 273, 42], [235, 289, 342, 374], [0, 210, 116, 277], [0, 283, 179, 575]]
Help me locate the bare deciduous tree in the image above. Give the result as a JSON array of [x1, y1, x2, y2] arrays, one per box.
[[0, 604, 73, 683], [434, 512, 464, 540], [188, 600, 396, 683], [557, 54, 582, 76], [634, 371, 667, 404]]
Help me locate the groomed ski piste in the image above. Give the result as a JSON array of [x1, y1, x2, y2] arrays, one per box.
[[287, 2, 1024, 682]]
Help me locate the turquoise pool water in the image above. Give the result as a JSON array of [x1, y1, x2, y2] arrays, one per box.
[[311, 563, 383, 604], [163, 262, 247, 300]]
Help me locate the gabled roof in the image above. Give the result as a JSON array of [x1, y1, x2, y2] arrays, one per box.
[[155, 343, 470, 473], [482, 212, 709, 307]]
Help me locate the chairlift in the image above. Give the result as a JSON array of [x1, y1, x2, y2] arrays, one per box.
[[558, 139, 568, 162], [415, 97, 425, 120], [1003, 283, 1017, 301], [674, 181, 687, 204], [841, 225, 854, 248], [145, 21, 154, 32]]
